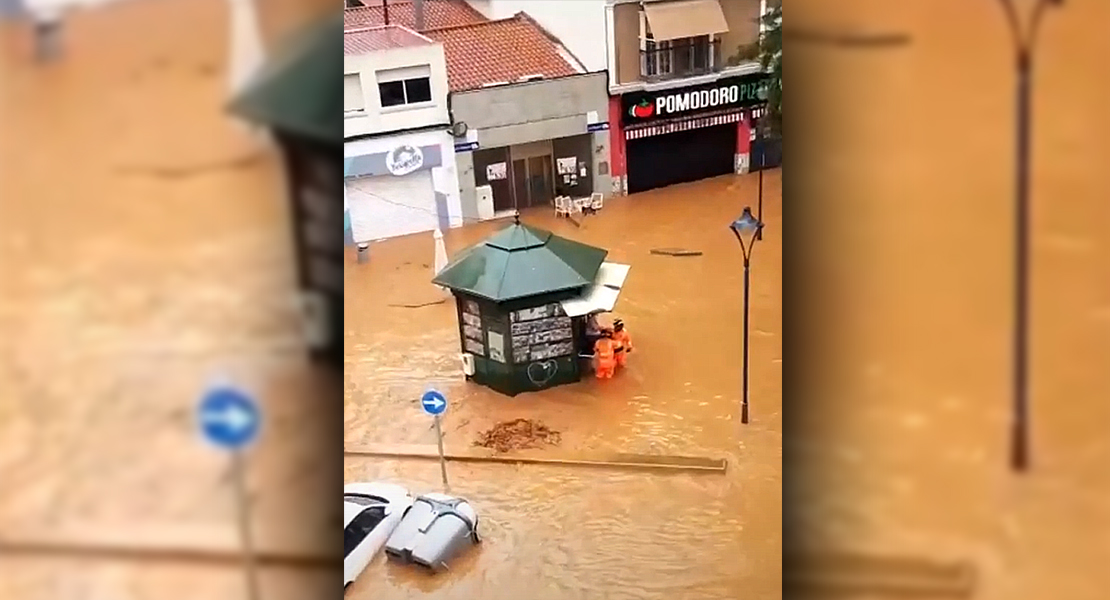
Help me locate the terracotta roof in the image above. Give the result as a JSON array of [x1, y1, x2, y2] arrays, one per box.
[[344, 25, 434, 54], [424, 14, 585, 92], [344, 0, 487, 31]]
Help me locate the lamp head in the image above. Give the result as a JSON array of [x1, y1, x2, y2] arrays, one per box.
[[729, 206, 762, 256]]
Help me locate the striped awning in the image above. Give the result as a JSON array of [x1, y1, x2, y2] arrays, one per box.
[[625, 109, 745, 140]]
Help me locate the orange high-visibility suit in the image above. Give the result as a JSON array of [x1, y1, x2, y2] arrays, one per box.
[[612, 328, 632, 367], [594, 336, 617, 379]]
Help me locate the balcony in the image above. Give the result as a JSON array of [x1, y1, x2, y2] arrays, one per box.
[[640, 37, 723, 83]]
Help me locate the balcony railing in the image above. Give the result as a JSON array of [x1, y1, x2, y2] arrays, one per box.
[[640, 38, 723, 82]]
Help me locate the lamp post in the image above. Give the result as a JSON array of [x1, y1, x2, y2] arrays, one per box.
[[730, 207, 763, 425], [991, 0, 1063, 472], [755, 111, 766, 241]]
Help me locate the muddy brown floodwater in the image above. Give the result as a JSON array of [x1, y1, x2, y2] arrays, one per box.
[[790, 1, 1110, 599], [1, 0, 336, 598], [344, 172, 783, 600]]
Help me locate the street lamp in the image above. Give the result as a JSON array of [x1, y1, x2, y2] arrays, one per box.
[[991, 0, 1064, 472], [730, 207, 763, 425], [754, 111, 766, 241]]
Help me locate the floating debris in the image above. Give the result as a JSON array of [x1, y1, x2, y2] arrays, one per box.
[[650, 248, 703, 257], [474, 419, 561, 453]]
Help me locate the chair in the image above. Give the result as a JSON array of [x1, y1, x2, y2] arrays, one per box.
[[554, 196, 572, 218], [589, 192, 604, 212]]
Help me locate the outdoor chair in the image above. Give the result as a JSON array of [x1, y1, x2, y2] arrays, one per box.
[[554, 196, 573, 218], [588, 192, 604, 212]]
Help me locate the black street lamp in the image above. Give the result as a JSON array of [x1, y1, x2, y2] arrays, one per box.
[[730, 207, 763, 425], [991, 0, 1064, 472], [754, 112, 766, 241]]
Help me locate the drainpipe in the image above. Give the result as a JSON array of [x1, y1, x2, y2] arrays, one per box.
[[383, 0, 389, 25], [413, 0, 425, 31]]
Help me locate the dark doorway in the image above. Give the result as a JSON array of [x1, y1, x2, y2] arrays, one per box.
[[509, 155, 554, 209], [626, 123, 737, 194]]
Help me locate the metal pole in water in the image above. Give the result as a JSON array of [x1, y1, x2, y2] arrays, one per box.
[[434, 415, 450, 491], [232, 451, 261, 600]]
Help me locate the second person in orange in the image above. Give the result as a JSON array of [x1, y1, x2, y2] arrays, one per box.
[[611, 319, 632, 367], [593, 329, 617, 379]]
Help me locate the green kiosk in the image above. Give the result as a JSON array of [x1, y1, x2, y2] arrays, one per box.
[[433, 217, 631, 396], [228, 13, 343, 370]]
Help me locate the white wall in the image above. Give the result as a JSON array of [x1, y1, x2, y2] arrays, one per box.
[[344, 43, 451, 139], [463, 0, 608, 72], [344, 128, 463, 229]]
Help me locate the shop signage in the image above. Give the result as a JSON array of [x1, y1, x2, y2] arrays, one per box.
[[621, 73, 769, 126], [385, 144, 424, 176]]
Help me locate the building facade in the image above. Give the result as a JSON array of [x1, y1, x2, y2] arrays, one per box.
[[470, 0, 774, 195], [605, 0, 772, 194], [450, 72, 611, 219], [343, 23, 463, 244], [613, 69, 768, 193]]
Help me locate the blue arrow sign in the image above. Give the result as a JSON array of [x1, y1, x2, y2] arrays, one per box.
[[421, 389, 447, 416], [198, 386, 261, 449]]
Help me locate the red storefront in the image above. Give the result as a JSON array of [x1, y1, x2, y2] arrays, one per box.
[[608, 73, 768, 195]]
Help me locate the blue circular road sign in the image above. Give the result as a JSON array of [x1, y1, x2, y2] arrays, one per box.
[[198, 386, 261, 449], [421, 389, 448, 416]]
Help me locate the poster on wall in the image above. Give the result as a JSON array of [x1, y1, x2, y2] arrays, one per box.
[[486, 162, 507, 181], [556, 157, 577, 175], [509, 303, 574, 364]]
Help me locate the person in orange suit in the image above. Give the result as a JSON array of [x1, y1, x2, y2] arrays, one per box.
[[611, 319, 632, 368], [594, 330, 617, 379]]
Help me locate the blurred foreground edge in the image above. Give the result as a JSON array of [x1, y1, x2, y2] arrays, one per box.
[[228, 10, 344, 372], [0, 534, 337, 570], [785, 551, 977, 598]]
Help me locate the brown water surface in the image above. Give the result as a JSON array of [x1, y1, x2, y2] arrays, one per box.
[[344, 173, 784, 600]]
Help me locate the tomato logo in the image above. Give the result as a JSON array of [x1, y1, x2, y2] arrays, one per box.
[[628, 99, 654, 119]]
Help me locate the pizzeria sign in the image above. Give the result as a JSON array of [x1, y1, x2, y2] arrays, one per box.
[[621, 73, 769, 126]]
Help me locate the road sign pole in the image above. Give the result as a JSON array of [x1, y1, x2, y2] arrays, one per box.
[[433, 415, 449, 492], [231, 449, 261, 600]]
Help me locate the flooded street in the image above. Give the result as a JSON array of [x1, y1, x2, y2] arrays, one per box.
[[791, 1, 1110, 599], [1, 0, 336, 597], [344, 173, 783, 600]]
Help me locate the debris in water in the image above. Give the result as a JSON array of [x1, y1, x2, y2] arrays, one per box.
[[650, 248, 703, 257], [474, 419, 561, 453], [387, 298, 448, 309]]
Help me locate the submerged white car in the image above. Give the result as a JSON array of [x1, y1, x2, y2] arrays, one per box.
[[343, 482, 413, 590]]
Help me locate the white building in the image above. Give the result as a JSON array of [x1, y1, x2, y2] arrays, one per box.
[[343, 23, 462, 244]]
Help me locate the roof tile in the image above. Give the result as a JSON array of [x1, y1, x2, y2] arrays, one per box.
[[344, 0, 487, 31], [424, 14, 584, 92], [344, 24, 434, 54]]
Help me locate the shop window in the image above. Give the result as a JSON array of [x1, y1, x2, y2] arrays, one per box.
[[377, 65, 434, 108]]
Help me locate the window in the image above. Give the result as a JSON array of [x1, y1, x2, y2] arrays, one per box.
[[343, 505, 387, 558], [344, 74, 365, 113], [376, 65, 434, 108], [642, 35, 716, 78], [378, 77, 432, 107]]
